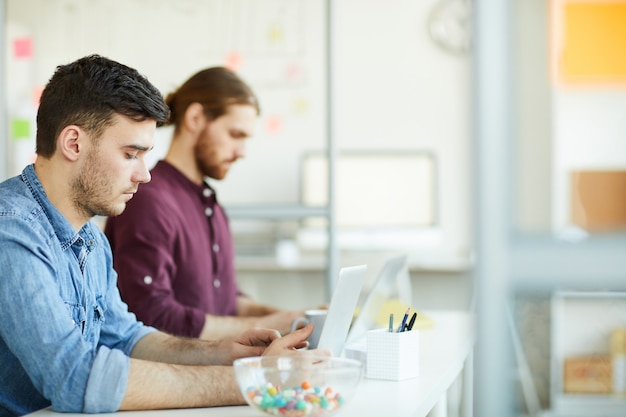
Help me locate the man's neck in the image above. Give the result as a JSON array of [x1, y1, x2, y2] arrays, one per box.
[[34, 159, 87, 232], [163, 136, 203, 185]]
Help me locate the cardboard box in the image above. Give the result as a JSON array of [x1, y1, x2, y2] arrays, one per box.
[[563, 356, 612, 394], [570, 170, 626, 231]]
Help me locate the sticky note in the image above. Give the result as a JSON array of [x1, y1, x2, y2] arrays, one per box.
[[224, 51, 242, 72], [264, 115, 283, 135], [292, 97, 309, 114], [559, 2, 626, 83], [32, 86, 45, 107], [11, 118, 31, 140], [268, 23, 283, 43], [374, 299, 434, 330], [13, 37, 33, 59], [285, 63, 302, 81]]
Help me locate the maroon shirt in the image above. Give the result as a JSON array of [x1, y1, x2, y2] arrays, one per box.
[[104, 160, 238, 337]]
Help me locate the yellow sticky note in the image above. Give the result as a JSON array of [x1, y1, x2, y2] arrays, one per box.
[[560, 2, 626, 83], [375, 299, 434, 330]]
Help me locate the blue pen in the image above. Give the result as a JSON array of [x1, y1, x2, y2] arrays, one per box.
[[397, 308, 410, 332], [406, 312, 417, 331]]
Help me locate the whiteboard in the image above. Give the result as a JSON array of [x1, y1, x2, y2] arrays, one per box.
[[5, 0, 328, 201]]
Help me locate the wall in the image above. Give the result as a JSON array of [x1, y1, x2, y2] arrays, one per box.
[[3, 0, 473, 268], [4, 0, 328, 182], [513, 0, 553, 233], [332, 0, 472, 263]]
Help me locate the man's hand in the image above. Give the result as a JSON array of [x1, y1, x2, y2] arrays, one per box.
[[215, 323, 331, 364]]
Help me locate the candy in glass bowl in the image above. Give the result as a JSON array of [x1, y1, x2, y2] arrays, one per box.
[[233, 355, 363, 417]]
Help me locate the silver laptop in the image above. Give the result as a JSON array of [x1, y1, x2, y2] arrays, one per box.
[[316, 264, 367, 356], [345, 254, 409, 345]]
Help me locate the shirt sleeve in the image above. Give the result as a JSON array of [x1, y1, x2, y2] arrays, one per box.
[[105, 190, 207, 338], [97, 227, 158, 353]]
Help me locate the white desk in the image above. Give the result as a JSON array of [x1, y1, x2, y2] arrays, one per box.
[[27, 310, 473, 417]]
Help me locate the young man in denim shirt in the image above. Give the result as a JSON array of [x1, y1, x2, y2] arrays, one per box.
[[0, 55, 318, 417]]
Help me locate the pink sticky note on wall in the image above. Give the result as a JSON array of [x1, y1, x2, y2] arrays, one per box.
[[13, 37, 33, 59], [224, 51, 242, 72], [32, 86, 44, 107], [264, 115, 283, 135]]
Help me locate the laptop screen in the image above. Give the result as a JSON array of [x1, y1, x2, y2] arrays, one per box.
[[316, 264, 367, 356]]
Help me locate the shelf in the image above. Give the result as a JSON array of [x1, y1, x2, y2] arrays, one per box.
[[551, 394, 626, 417], [234, 251, 471, 274], [224, 204, 329, 220], [550, 291, 626, 417]]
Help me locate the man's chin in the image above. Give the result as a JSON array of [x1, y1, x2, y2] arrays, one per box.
[[213, 170, 229, 180], [99, 204, 126, 218]]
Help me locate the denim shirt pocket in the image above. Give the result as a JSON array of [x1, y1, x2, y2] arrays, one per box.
[[64, 302, 87, 334], [89, 296, 107, 342]]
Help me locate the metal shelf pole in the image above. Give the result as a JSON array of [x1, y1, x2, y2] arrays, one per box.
[[325, 0, 338, 302]]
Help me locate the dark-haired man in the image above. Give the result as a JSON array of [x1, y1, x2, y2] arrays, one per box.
[[0, 55, 321, 417]]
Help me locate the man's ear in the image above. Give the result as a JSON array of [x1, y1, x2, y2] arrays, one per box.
[[183, 102, 208, 134], [57, 125, 83, 162]]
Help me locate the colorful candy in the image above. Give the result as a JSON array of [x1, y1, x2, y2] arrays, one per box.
[[244, 381, 346, 417]]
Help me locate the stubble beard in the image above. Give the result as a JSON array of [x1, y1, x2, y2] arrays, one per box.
[[70, 150, 121, 220]]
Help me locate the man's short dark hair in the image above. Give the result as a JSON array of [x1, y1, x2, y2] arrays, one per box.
[[36, 54, 170, 158]]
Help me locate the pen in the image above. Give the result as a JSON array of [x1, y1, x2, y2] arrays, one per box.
[[388, 313, 394, 332], [406, 312, 417, 331], [397, 308, 410, 332]]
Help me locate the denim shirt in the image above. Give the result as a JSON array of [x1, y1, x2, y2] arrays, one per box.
[[0, 165, 156, 416]]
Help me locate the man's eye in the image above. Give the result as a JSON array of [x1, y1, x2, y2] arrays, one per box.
[[231, 131, 248, 139], [126, 153, 138, 160]]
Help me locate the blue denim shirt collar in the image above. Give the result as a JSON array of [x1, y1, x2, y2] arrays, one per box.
[[21, 164, 97, 252]]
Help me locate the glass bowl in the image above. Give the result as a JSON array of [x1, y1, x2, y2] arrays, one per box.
[[233, 355, 363, 417]]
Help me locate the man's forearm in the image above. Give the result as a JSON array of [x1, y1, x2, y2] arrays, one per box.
[[130, 331, 225, 365], [199, 314, 256, 340], [120, 323, 318, 410], [120, 357, 244, 410]]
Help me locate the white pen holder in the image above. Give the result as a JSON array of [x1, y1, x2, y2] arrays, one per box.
[[366, 328, 420, 380]]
